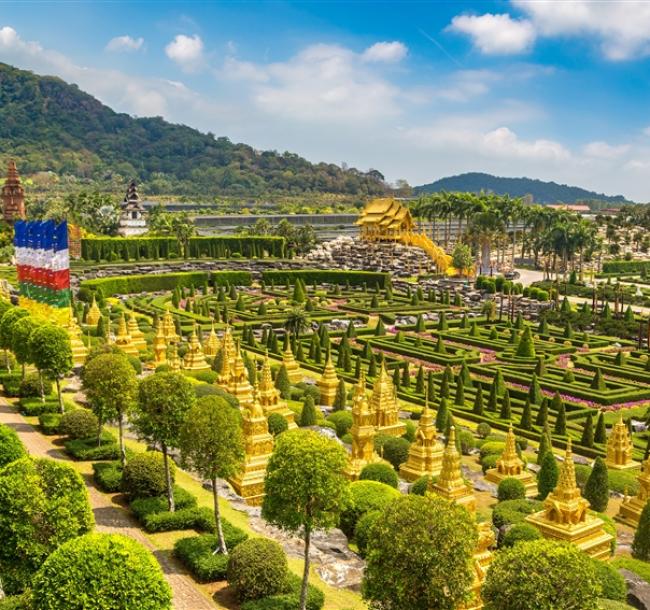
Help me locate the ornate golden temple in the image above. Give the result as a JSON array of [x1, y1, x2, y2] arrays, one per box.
[[617, 458, 650, 529], [485, 425, 537, 498], [605, 415, 638, 470]]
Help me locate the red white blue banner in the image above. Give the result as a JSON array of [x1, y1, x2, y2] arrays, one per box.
[[14, 220, 71, 308]]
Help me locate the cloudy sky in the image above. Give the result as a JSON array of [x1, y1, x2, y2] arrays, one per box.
[[2, 1, 650, 200]]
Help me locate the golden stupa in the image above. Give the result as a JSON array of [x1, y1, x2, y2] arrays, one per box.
[[282, 339, 302, 384], [432, 427, 476, 513], [318, 353, 339, 407], [114, 313, 139, 356], [217, 325, 236, 386], [461, 522, 496, 610], [399, 389, 444, 482], [485, 425, 538, 498], [203, 322, 220, 357], [617, 458, 650, 528], [227, 340, 254, 407], [257, 353, 296, 428], [65, 307, 88, 367], [160, 305, 179, 343], [369, 361, 406, 437], [86, 295, 102, 326], [344, 372, 383, 480], [168, 342, 181, 371], [605, 415, 638, 470], [228, 383, 274, 506], [127, 312, 147, 351], [526, 441, 613, 560], [183, 325, 211, 372]]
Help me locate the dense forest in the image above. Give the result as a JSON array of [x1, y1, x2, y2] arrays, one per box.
[[414, 172, 630, 205], [0, 62, 387, 199]]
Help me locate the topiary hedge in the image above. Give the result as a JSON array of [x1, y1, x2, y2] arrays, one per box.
[[38, 413, 62, 435], [261, 269, 389, 288], [64, 432, 120, 461], [92, 461, 123, 493], [227, 538, 288, 601], [0, 423, 26, 468], [239, 573, 324, 610], [359, 463, 399, 488], [492, 498, 544, 529], [497, 478, 527, 502], [59, 409, 98, 440], [339, 480, 401, 538], [122, 452, 173, 499], [354, 509, 382, 557]]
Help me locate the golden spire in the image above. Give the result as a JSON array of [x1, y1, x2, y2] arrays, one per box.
[[127, 311, 147, 351], [256, 351, 297, 429], [555, 440, 581, 501], [485, 424, 538, 497], [282, 335, 301, 383], [152, 322, 167, 366], [203, 321, 220, 357], [605, 414, 637, 470], [182, 324, 210, 371], [318, 351, 339, 407], [616, 456, 650, 528], [168, 342, 181, 371], [432, 427, 476, 512], [115, 313, 138, 356], [86, 294, 102, 326], [369, 360, 405, 437]]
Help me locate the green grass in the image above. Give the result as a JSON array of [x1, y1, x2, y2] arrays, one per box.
[[611, 556, 650, 584]]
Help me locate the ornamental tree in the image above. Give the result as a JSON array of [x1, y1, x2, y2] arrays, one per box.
[[0, 423, 26, 468], [362, 493, 478, 610], [31, 533, 171, 610], [583, 456, 609, 512], [10, 315, 41, 380], [262, 429, 350, 610], [179, 395, 244, 554], [632, 501, 650, 561], [82, 352, 139, 466], [0, 457, 94, 594], [482, 539, 601, 610], [0, 306, 28, 371], [29, 324, 73, 412], [133, 372, 196, 512], [538, 451, 559, 500]]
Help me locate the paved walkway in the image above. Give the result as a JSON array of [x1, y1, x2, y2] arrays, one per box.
[[0, 400, 215, 610]]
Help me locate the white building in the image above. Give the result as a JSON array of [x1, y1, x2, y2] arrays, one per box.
[[117, 181, 148, 236]]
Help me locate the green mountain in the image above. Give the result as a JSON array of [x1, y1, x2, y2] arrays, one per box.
[[414, 172, 630, 204], [0, 62, 386, 198]]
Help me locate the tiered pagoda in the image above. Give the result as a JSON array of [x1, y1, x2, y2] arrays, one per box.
[[1, 160, 26, 223], [182, 326, 210, 372], [225, 340, 254, 407], [605, 415, 638, 470], [160, 306, 179, 343], [203, 323, 220, 357], [114, 314, 139, 356], [369, 361, 406, 436], [318, 353, 339, 407], [485, 425, 538, 497], [257, 354, 296, 428], [217, 325, 237, 386], [86, 295, 102, 326], [167, 343, 181, 371], [65, 307, 88, 367], [617, 458, 650, 528], [117, 181, 147, 236], [432, 427, 476, 513], [127, 312, 147, 351], [152, 323, 167, 366], [357, 198, 414, 242], [526, 441, 613, 560], [282, 340, 302, 383]]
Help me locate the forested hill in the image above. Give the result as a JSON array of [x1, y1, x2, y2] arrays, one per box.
[[0, 62, 386, 198], [414, 172, 630, 204]]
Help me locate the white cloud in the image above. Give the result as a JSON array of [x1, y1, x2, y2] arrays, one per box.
[[221, 56, 269, 82], [361, 41, 408, 63], [583, 141, 630, 159], [105, 35, 144, 53], [448, 13, 535, 55], [165, 34, 204, 71]]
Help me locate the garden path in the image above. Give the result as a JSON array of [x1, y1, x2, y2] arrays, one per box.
[[0, 400, 216, 610]]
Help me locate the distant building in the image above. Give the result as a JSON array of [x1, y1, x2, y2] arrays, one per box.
[[547, 204, 591, 214], [117, 181, 147, 236], [1, 160, 26, 223]]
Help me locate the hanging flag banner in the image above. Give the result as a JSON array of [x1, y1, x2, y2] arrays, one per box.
[[14, 220, 71, 309]]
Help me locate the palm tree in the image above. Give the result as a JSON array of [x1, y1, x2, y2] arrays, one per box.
[[284, 306, 310, 337], [466, 201, 506, 275]]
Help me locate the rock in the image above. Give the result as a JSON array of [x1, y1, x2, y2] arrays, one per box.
[[620, 569, 650, 610]]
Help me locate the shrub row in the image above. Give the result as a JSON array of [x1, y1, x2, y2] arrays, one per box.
[[261, 269, 389, 288]]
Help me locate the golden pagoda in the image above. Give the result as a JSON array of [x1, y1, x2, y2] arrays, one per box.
[[461, 522, 496, 610], [318, 353, 339, 407], [616, 458, 650, 528], [282, 339, 302, 384], [605, 415, 638, 470], [357, 198, 414, 242], [369, 361, 406, 437], [217, 325, 236, 386], [182, 325, 211, 372], [399, 389, 444, 482], [86, 295, 102, 326], [525, 441, 613, 560], [227, 340, 254, 407], [65, 307, 88, 367], [114, 313, 139, 356], [203, 322, 220, 357], [344, 372, 383, 480], [168, 342, 181, 371], [228, 384, 274, 506], [127, 312, 147, 351], [160, 305, 179, 343], [432, 427, 476, 513], [152, 323, 167, 366], [485, 425, 538, 498], [257, 353, 296, 428]]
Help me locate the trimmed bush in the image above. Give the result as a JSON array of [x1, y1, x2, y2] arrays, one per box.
[[339, 480, 400, 538], [38, 413, 62, 435], [591, 559, 626, 601], [497, 478, 526, 502], [122, 452, 173, 499], [326, 410, 353, 437], [18, 398, 66, 417], [458, 429, 475, 455], [354, 510, 381, 557], [92, 461, 123, 492], [360, 463, 399, 488], [267, 413, 289, 436], [0, 423, 26, 467], [381, 436, 411, 470], [410, 475, 435, 495], [492, 499, 544, 529], [64, 432, 120, 461], [227, 538, 288, 601], [129, 487, 197, 520], [239, 573, 324, 610], [501, 523, 541, 548], [480, 441, 506, 460], [31, 533, 172, 610], [19, 373, 52, 398], [481, 454, 499, 474], [59, 409, 98, 440]]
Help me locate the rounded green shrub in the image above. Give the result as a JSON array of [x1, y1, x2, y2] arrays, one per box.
[[0, 424, 26, 468], [477, 422, 492, 438], [481, 454, 499, 474], [501, 523, 541, 548], [326, 410, 353, 438], [19, 373, 52, 398], [480, 441, 506, 460], [122, 452, 174, 499], [354, 509, 381, 557], [591, 558, 626, 601], [31, 533, 171, 610], [497, 478, 526, 502], [339, 480, 400, 538], [59, 409, 98, 440], [227, 538, 288, 602], [409, 475, 435, 496], [360, 463, 399, 488], [459, 429, 475, 455], [492, 499, 544, 529], [381, 436, 411, 470], [267, 413, 289, 436]]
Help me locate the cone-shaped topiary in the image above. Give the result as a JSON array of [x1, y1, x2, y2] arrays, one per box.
[[520, 397, 532, 430], [375, 318, 386, 336], [454, 376, 465, 406], [499, 389, 512, 420], [528, 372, 543, 405], [435, 335, 447, 354], [583, 456, 609, 512], [562, 369, 575, 383], [537, 426, 552, 465], [299, 395, 317, 427], [333, 379, 347, 411], [535, 356, 546, 377], [415, 366, 425, 394], [274, 364, 291, 399], [535, 398, 549, 427], [580, 413, 594, 448], [538, 451, 559, 500], [594, 412, 607, 444], [516, 327, 536, 359], [538, 317, 549, 335], [473, 383, 484, 415], [494, 368, 506, 396], [415, 314, 426, 332], [590, 368, 606, 391], [554, 400, 567, 436], [401, 362, 411, 389], [460, 361, 473, 388], [437, 312, 448, 331], [427, 371, 436, 403], [487, 381, 498, 412], [435, 397, 449, 433], [632, 502, 650, 561]]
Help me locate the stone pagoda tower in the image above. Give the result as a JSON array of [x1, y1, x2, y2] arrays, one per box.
[[526, 440, 613, 560], [485, 425, 538, 497], [1, 160, 26, 223], [617, 458, 650, 528], [400, 391, 444, 482], [432, 427, 476, 513], [117, 181, 147, 236], [228, 384, 274, 506], [344, 372, 383, 480], [605, 415, 638, 470], [318, 353, 339, 407], [182, 326, 210, 372], [257, 354, 296, 428], [369, 361, 406, 437]]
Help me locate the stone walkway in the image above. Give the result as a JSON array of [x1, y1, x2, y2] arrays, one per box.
[[0, 400, 216, 610]]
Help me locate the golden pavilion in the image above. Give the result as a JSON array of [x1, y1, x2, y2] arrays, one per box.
[[485, 425, 538, 498], [357, 198, 414, 242], [605, 415, 638, 470], [617, 458, 650, 528], [369, 361, 406, 437], [525, 441, 613, 560], [127, 312, 147, 352]]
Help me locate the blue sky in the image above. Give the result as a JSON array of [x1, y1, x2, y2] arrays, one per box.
[[2, 1, 650, 200]]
